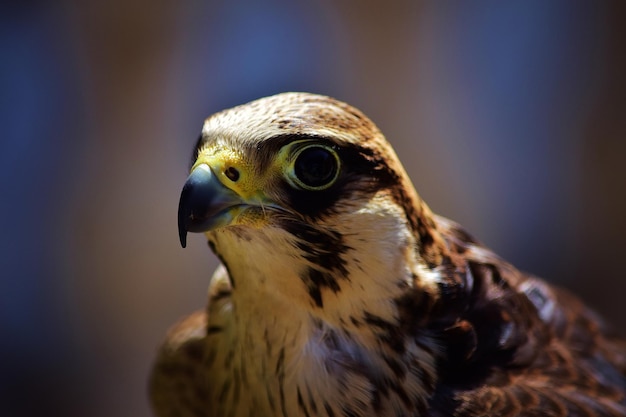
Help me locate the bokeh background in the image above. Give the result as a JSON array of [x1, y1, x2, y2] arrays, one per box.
[[2, 1, 625, 416]]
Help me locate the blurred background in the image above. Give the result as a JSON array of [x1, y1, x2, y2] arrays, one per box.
[[1, 1, 625, 416]]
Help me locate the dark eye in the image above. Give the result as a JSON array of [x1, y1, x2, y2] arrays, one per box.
[[291, 145, 340, 190]]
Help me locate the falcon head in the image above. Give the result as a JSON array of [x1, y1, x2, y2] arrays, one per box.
[[178, 92, 442, 324]]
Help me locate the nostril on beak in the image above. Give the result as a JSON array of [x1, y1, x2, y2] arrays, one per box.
[[225, 167, 240, 182]]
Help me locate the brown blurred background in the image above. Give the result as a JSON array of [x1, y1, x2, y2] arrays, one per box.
[[1, 1, 625, 416]]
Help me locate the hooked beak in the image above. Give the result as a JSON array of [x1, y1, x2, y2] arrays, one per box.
[[177, 164, 242, 248]]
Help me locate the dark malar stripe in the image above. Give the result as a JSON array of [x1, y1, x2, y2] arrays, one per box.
[[281, 221, 351, 277]]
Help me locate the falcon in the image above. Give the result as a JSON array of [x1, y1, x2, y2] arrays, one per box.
[[150, 92, 626, 417]]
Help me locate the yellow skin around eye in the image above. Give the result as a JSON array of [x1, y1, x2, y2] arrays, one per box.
[[279, 140, 341, 191]]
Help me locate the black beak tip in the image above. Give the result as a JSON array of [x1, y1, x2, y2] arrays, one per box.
[[178, 181, 192, 249], [179, 226, 188, 248], [178, 203, 188, 248]]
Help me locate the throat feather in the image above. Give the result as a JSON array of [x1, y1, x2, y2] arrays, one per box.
[[205, 195, 442, 416]]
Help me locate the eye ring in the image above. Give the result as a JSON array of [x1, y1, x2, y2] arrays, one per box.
[[287, 144, 341, 190]]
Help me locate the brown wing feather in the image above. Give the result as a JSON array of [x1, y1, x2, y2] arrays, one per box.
[[430, 216, 626, 417], [149, 310, 210, 417], [150, 264, 233, 417]]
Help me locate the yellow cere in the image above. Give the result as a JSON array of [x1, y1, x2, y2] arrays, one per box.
[[193, 147, 267, 202]]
